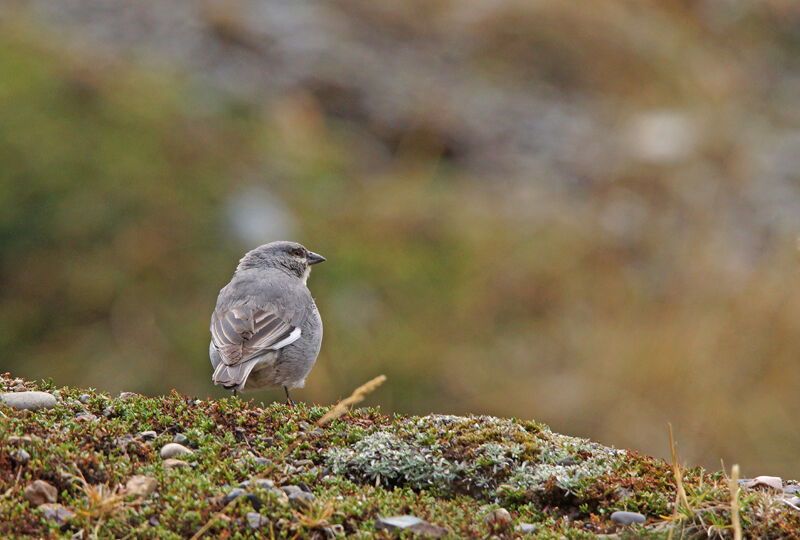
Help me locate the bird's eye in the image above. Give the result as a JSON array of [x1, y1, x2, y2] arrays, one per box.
[[291, 248, 304, 257]]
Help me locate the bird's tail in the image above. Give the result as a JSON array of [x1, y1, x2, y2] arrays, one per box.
[[212, 360, 259, 391]]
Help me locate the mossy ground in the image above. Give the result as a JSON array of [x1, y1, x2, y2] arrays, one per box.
[[1, 373, 798, 539]]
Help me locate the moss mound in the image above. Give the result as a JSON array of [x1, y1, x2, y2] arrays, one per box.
[[1, 374, 797, 538]]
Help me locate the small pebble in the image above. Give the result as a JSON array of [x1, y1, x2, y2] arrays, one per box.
[[12, 448, 30, 464], [224, 488, 247, 504], [117, 434, 134, 449], [172, 433, 189, 445], [118, 392, 138, 400], [223, 488, 265, 510], [160, 443, 193, 459], [239, 478, 275, 489], [9, 435, 39, 445], [325, 524, 345, 537], [162, 458, 191, 469], [295, 460, 314, 468], [310, 427, 325, 436], [0, 392, 57, 411], [288, 491, 315, 511], [280, 485, 303, 497], [485, 508, 512, 530], [39, 503, 75, 525], [137, 431, 158, 441], [24, 480, 57, 506], [246, 511, 269, 529], [745, 476, 783, 491], [610, 511, 646, 525], [375, 515, 447, 537], [126, 475, 158, 497], [79, 394, 91, 404], [375, 515, 424, 531], [74, 413, 97, 422], [516, 523, 536, 534], [252, 457, 270, 466], [297, 421, 311, 431], [784, 485, 800, 494]]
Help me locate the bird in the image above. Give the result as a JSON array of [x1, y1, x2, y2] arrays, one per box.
[[209, 241, 325, 406]]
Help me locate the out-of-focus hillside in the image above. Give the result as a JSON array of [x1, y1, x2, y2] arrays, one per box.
[[1, 1, 800, 477]]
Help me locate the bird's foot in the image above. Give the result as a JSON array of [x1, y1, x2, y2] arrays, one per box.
[[284, 386, 296, 408]]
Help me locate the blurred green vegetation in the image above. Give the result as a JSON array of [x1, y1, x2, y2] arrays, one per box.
[[2, 3, 800, 480]]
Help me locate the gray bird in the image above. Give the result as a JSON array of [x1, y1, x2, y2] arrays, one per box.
[[209, 241, 325, 406]]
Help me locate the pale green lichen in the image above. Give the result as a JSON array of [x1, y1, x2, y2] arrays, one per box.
[[325, 413, 627, 500]]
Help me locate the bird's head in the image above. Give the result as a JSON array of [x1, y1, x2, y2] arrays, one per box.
[[236, 241, 325, 282]]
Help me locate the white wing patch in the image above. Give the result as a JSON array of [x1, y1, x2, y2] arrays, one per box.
[[269, 327, 302, 350]]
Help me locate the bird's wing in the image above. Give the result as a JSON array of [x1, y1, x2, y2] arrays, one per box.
[[210, 305, 301, 366]]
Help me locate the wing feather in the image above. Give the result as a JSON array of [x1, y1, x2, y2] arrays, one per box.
[[210, 305, 301, 368]]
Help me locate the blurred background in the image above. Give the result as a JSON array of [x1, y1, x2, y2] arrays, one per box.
[[1, 0, 800, 477]]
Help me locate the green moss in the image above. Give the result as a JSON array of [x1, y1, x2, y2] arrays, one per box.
[[2, 374, 800, 538]]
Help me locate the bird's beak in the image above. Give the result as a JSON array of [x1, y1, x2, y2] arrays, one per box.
[[307, 251, 326, 265]]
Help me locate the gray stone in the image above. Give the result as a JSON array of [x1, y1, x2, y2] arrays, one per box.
[[39, 503, 75, 525], [246, 511, 268, 529], [118, 392, 138, 400], [610, 511, 646, 525], [160, 443, 193, 459], [239, 478, 275, 489], [24, 480, 57, 506], [224, 488, 247, 504], [125, 475, 158, 497], [162, 458, 191, 469], [376, 515, 424, 530], [516, 523, 537, 534], [280, 485, 303, 497], [297, 421, 311, 431], [172, 433, 189, 445], [484, 508, 512, 530], [117, 434, 134, 449], [137, 430, 158, 441], [79, 394, 91, 404], [324, 524, 345, 537], [1, 392, 57, 411], [375, 516, 448, 537], [74, 413, 97, 422], [8, 435, 39, 445], [288, 491, 315, 511], [12, 448, 30, 464]]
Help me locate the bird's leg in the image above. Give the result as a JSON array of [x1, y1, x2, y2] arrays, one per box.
[[284, 386, 296, 408], [233, 389, 238, 398]]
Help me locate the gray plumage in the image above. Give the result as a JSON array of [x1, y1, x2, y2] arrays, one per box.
[[209, 241, 325, 403]]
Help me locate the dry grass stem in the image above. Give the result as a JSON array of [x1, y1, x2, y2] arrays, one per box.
[[666, 423, 689, 540], [730, 464, 742, 540], [668, 423, 691, 511], [316, 375, 386, 426]]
